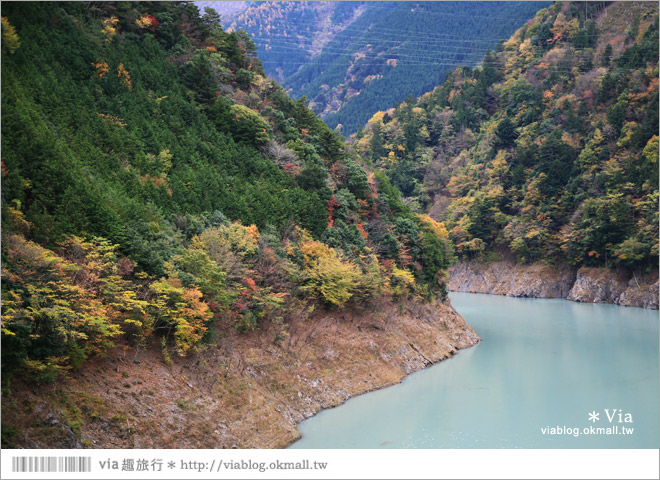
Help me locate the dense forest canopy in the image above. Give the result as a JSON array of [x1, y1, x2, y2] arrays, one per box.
[[355, 1, 659, 271], [1, 1, 454, 381], [219, 1, 550, 133], [1, 0, 658, 393]]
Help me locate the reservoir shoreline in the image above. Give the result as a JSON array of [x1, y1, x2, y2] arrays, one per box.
[[2, 297, 479, 449], [448, 261, 659, 309], [7, 267, 655, 449]]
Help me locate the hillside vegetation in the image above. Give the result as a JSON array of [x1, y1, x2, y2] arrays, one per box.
[[1, 2, 454, 385], [221, 1, 550, 133], [355, 1, 659, 271]]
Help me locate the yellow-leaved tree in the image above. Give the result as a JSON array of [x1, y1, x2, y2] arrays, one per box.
[[293, 239, 362, 308], [1, 17, 20, 54], [150, 277, 211, 356], [1, 234, 133, 381]]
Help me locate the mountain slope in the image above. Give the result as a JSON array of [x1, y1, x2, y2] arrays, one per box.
[[1, 2, 456, 387], [356, 1, 659, 272], [210, 1, 550, 134]]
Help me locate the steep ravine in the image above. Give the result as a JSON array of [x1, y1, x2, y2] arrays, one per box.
[[448, 261, 658, 310], [2, 298, 479, 449]]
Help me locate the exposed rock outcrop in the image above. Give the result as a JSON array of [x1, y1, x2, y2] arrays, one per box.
[[448, 261, 658, 309], [448, 261, 576, 298], [567, 267, 659, 309]]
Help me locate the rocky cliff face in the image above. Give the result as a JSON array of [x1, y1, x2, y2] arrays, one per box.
[[448, 262, 576, 299], [567, 267, 659, 309], [448, 261, 658, 310], [1, 298, 479, 449]]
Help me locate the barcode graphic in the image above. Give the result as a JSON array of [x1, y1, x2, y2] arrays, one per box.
[[11, 456, 92, 473]]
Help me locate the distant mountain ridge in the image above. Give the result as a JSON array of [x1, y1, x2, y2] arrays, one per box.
[[197, 1, 550, 134], [194, 1, 247, 22]]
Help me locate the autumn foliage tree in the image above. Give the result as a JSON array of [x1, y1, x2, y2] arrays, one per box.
[[1, 16, 20, 54], [289, 235, 362, 308], [1, 235, 127, 380]]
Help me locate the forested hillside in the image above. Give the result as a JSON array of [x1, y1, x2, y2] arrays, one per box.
[[1, 2, 454, 383], [355, 1, 659, 271], [216, 1, 550, 133]]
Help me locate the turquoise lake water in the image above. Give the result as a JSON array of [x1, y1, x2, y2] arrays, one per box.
[[289, 292, 659, 448]]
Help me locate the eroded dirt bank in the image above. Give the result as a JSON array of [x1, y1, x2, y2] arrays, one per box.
[[2, 298, 479, 449], [448, 261, 658, 309]]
